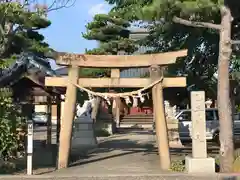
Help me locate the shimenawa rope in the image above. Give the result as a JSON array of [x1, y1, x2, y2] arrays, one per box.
[[68, 77, 164, 98]]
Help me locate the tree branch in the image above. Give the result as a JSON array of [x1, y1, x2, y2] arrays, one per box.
[[173, 16, 221, 30], [47, 0, 77, 13]]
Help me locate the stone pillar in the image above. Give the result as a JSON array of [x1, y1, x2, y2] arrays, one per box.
[[185, 91, 215, 173]]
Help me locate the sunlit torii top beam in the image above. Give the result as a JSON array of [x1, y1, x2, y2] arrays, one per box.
[[52, 49, 188, 68]]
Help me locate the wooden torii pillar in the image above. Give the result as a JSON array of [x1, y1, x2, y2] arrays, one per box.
[[45, 50, 188, 170]]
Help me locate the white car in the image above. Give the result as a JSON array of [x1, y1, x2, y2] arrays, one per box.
[[176, 108, 240, 145], [33, 112, 47, 125]]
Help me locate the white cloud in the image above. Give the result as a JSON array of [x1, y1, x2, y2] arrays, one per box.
[[88, 3, 109, 17]]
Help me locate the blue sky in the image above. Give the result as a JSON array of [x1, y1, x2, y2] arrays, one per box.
[[40, 0, 111, 68]]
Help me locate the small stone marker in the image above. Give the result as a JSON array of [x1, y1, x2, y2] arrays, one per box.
[[185, 91, 215, 173]]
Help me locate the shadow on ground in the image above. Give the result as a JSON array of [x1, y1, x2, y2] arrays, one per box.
[[69, 131, 220, 168], [3, 130, 223, 175], [1, 140, 58, 175], [69, 138, 156, 167]]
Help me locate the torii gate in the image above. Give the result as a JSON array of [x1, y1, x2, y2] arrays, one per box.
[[45, 49, 188, 170]]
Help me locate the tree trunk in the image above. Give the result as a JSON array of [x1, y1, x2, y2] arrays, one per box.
[[218, 6, 234, 173]]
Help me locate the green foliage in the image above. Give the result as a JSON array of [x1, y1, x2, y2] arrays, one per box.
[[138, 0, 240, 96], [140, 0, 222, 21], [0, 2, 52, 68], [170, 160, 185, 172], [215, 148, 240, 172], [94, 129, 110, 137], [233, 156, 240, 172], [106, 0, 153, 21], [140, 0, 222, 96], [236, 105, 240, 113], [0, 88, 26, 161], [80, 68, 110, 77], [0, 161, 17, 174], [83, 13, 137, 55], [92, 0, 240, 100], [103, 0, 227, 98], [0, 1, 53, 165], [82, 11, 139, 79]]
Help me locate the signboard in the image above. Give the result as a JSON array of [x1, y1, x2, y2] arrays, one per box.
[[27, 121, 33, 154]]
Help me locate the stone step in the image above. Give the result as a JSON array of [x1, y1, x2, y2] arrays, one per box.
[[121, 114, 153, 123], [121, 119, 153, 123], [123, 114, 153, 118], [121, 117, 153, 121], [119, 124, 153, 129]]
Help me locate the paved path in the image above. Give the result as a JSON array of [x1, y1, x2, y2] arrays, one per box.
[[4, 129, 224, 179], [51, 131, 162, 175], [48, 130, 219, 176]]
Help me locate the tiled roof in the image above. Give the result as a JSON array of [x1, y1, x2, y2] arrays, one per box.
[[55, 67, 68, 76], [0, 53, 56, 87]]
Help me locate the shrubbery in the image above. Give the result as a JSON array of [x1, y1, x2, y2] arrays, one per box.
[[0, 88, 26, 161]]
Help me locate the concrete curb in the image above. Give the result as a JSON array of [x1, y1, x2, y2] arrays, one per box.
[[0, 172, 221, 179], [2, 173, 240, 179]]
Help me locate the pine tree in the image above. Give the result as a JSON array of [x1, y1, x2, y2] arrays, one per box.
[[105, 0, 151, 21], [0, 1, 53, 161], [0, 2, 52, 68], [105, 0, 240, 172], [139, 0, 240, 173], [83, 14, 137, 55], [82, 12, 139, 78]]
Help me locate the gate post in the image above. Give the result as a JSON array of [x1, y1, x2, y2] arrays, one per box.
[[46, 96, 52, 145], [56, 94, 61, 144], [111, 69, 121, 132], [57, 66, 79, 169], [150, 65, 170, 170]]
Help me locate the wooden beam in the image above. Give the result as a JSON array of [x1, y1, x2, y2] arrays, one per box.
[[45, 77, 186, 88], [55, 50, 188, 67]]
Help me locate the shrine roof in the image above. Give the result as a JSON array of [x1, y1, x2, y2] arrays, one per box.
[[0, 53, 61, 95]]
